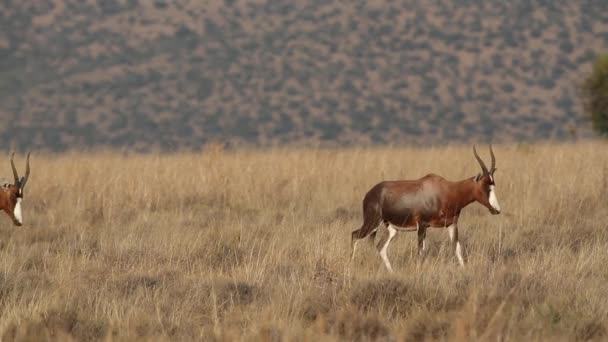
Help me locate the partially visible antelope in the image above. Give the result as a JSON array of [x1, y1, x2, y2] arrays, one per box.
[[1, 152, 31, 226], [350, 145, 501, 272]]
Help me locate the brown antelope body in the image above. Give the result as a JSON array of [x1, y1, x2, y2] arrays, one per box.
[[1, 153, 30, 226], [351, 146, 501, 272]]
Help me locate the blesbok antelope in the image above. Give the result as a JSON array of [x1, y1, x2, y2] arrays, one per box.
[[1, 152, 31, 226], [350, 145, 501, 272]]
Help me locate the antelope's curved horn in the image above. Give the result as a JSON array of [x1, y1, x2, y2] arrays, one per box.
[[489, 144, 496, 174], [10, 152, 19, 184], [21, 152, 30, 189], [473, 145, 489, 175]]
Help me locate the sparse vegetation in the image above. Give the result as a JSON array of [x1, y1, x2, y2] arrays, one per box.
[[581, 53, 608, 135], [0, 143, 607, 340]]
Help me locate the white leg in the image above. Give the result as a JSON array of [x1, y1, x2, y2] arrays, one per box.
[[455, 242, 464, 267], [448, 224, 465, 267], [379, 225, 397, 272], [417, 225, 427, 257], [351, 240, 359, 261]]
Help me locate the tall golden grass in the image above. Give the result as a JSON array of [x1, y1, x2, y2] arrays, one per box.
[[1, 142, 607, 341]]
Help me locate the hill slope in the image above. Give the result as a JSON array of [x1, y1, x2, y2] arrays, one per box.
[[1, 0, 607, 151]]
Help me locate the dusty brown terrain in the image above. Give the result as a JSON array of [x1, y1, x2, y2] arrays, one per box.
[[0, 142, 607, 340], [0, 1, 607, 151]]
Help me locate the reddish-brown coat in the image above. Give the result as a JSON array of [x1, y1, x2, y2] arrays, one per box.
[[0, 185, 22, 226], [350, 145, 500, 270], [0, 152, 30, 226], [357, 173, 496, 235]]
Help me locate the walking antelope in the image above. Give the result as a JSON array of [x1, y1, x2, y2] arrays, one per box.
[[350, 145, 501, 272], [1, 152, 30, 226]]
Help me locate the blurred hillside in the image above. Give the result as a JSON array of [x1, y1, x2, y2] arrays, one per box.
[[1, 0, 607, 151]]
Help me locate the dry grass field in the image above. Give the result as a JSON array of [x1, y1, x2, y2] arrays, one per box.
[[1, 142, 607, 341]]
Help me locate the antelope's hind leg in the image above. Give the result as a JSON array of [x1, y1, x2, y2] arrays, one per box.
[[376, 223, 397, 272], [417, 225, 427, 259], [351, 219, 380, 261], [350, 227, 367, 261], [350, 232, 360, 262]]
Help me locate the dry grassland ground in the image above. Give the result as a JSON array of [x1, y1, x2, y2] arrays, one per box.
[[0, 142, 607, 341]]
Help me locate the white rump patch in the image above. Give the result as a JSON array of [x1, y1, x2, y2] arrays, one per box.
[[489, 185, 501, 212], [14, 198, 23, 225]]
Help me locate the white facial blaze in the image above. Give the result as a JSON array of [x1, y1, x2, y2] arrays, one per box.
[[489, 185, 501, 212], [14, 198, 23, 225]]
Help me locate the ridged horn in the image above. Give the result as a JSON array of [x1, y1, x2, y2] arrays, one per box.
[[473, 145, 489, 175], [489, 144, 496, 174], [10, 152, 19, 184], [21, 152, 30, 189]]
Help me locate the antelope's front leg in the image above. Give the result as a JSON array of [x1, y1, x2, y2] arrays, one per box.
[[447, 224, 465, 267]]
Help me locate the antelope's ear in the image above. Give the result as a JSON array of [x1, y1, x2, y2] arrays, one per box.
[[475, 173, 482, 182]]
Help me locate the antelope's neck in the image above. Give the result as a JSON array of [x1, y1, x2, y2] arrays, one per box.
[[449, 178, 476, 211], [0, 191, 8, 211]]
